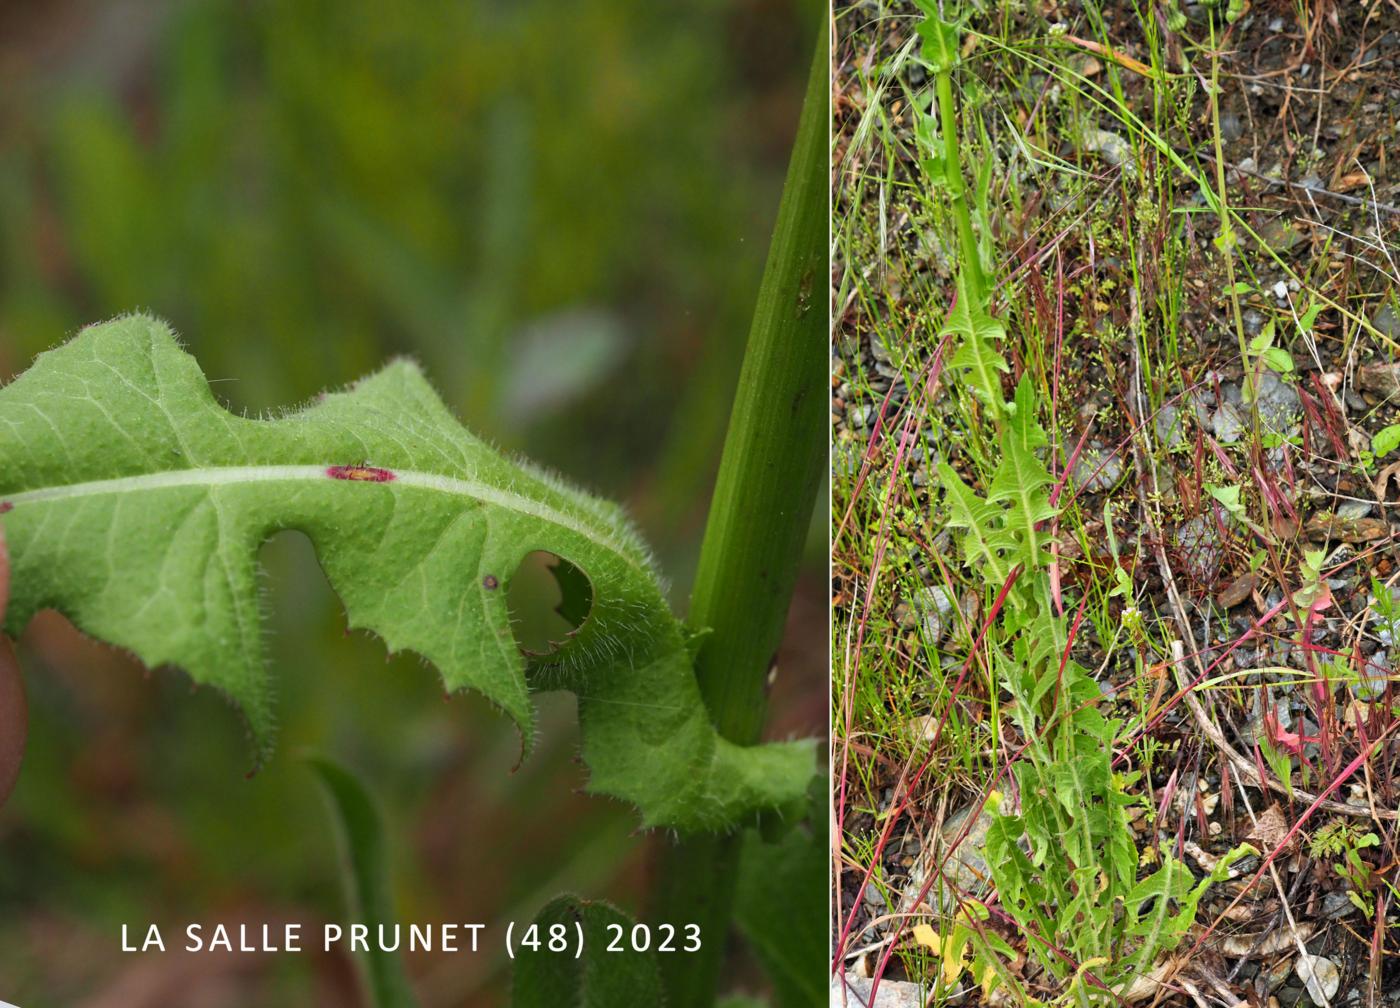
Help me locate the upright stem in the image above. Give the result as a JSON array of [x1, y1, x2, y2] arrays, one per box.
[[1207, 15, 1249, 381], [649, 24, 826, 1008], [936, 67, 984, 301]]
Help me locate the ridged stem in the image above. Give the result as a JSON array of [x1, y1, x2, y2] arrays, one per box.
[[648, 22, 826, 1008]]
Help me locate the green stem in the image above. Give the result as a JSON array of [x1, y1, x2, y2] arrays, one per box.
[[1207, 15, 1250, 388], [937, 67, 985, 301], [648, 24, 826, 1008]]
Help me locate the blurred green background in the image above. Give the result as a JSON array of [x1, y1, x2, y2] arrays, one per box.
[[0, 1, 824, 1004]]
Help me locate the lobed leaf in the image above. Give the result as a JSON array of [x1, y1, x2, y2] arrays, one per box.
[[912, 2, 962, 73], [0, 316, 813, 830], [937, 463, 1013, 587], [987, 429, 1055, 572], [944, 276, 1009, 411]]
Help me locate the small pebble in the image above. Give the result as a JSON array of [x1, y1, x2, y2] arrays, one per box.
[[1295, 953, 1340, 1004], [1322, 890, 1357, 919], [1071, 446, 1124, 492], [912, 585, 956, 644], [1373, 300, 1400, 339], [1212, 401, 1247, 443]]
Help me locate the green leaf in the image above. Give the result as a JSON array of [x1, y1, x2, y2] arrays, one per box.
[[1373, 424, 1400, 459], [1208, 483, 1244, 518], [1297, 300, 1322, 334], [1260, 347, 1294, 374], [913, 6, 961, 73], [937, 464, 1012, 586], [987, 437, 1055, 569], [945, 275, 1008, 411], [919, 156, 949, 185], [1007, 374, 1049, 456], [1260, 730, 1294, 796], [1109, 566, 1133, 600], [733, 784, 824, 1008], [510, 896, 663, 1008], [309, 758, 419, 1008], [0, 316, 812, 830]]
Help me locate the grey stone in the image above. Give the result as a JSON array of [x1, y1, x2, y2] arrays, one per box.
[[1082, 128, 1134, 172], [902, 801, 996, 916], [1187, 389, 1216, 425], [1373, 300, 1400, 339], [912, 585, 957, 644], [1322, 890, 1358, 919], [1354, 652, 1388, 700], [832, 974, 926, 1008], [834, 440, 863, 481], [1296, 953, 1340, 1005], [1255, 371, 1302, 438], [1155, 403, 1184, 449], [1212, 401, 1247, 442], [1259, 218, 1305, 253], [1177, 515, 1229, 582], [1072, 445, 1124, 492], [1263, 689, 1294, 732], [1263, 956, 1295, 994], [1233, 644, 1265, 667]]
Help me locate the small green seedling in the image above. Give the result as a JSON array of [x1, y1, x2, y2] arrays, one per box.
[[1373, 425, 1400, 461], [1312, 820, 1382, 916], [1207, 483, 1268, 538], [1293, 548, 1329, 610]]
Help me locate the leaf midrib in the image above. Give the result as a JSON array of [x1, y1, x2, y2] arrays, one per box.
[[3, 465, 643, 569]]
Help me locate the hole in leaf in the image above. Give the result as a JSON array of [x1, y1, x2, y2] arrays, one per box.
[[506, 551, 592, 657]]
